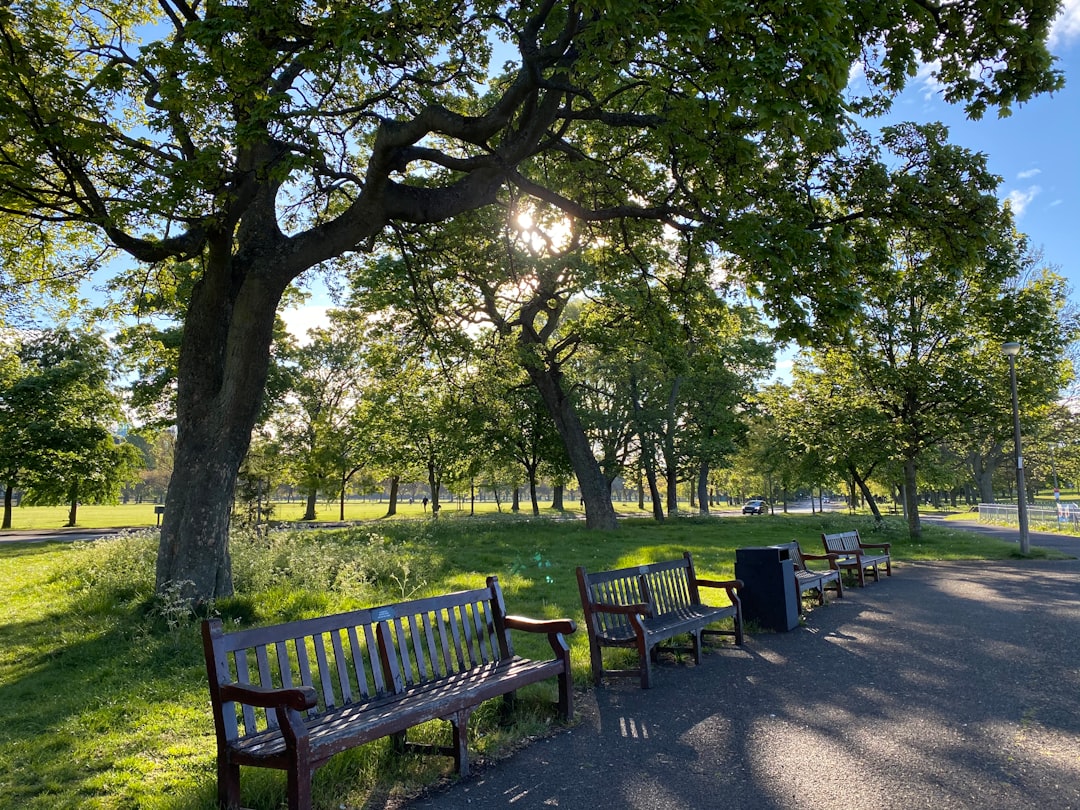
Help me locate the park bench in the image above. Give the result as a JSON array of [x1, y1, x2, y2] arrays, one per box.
[[201, 576, 575, 810], [576, 552, 743, 688], [775, 541, 843, 611], [821, 529, 892, 587]]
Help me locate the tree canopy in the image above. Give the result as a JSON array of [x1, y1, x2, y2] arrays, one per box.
[[0, 0, 1063, 601]]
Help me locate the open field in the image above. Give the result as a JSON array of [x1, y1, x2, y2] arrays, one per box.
[[0, 512, 1065, 809], [1, 499, 674, 531]]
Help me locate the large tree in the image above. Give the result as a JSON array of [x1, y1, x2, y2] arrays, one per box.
[[0, 0, 1061, 601]]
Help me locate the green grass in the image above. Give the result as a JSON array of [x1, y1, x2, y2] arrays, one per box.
[[0, 499, 666, 531], [0, 511, 1065, 809]]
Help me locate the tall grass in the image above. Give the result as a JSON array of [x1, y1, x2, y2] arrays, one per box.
[[0, 512, 1046, 809]]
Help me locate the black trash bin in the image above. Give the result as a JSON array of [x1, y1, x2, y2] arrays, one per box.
[[735, 545, 799, 631]]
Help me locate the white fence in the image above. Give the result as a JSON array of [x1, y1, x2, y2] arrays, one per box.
[[978, 503, 1080, 531]]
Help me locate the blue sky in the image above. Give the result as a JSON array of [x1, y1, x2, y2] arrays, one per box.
[[878, 6, 1080, 293]]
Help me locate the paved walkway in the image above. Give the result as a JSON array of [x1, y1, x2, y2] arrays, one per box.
[[399, 536, 1080, 810]]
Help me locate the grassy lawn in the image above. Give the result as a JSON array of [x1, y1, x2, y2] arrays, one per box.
[[0, 511, 1063, 809], [0, 499, 667, 531]]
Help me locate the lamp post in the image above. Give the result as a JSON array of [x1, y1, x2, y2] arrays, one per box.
[[1002, 342, 1030, 554]]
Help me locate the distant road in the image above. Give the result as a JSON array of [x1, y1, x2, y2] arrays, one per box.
[[0, 527, 133, 544], [920, 512, 1080, 557]]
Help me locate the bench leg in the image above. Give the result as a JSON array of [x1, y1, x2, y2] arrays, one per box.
[[691, 629, 703, 666], [638, 635, 652, 689], [557, 669, 573, 721], [451, 708, 474, 776], [588, 639, 604, 686], [391, 731, 407, 755], [286, 757, 313, 810], [217, 758, 241, 809]]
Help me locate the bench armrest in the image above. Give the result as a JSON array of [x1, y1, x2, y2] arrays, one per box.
[[859, 542, 891, 551], [696, 578, 743, 592], [219, 682, 318, 712], [800, 552, 839, 562], [589, 600, 653, 617], [504, 615, 577, 636]]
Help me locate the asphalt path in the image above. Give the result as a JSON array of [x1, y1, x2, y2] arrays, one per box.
[[397, 550, 1080, 810], [0, 526, 130, 544]]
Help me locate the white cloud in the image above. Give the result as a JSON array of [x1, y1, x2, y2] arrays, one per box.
[[280, 305, 332, 344], [914, 61, 945, 101], [1017, 168, 1042, 180], [1006, 186, 1042, 218], [1050, 0, 1080, 48]]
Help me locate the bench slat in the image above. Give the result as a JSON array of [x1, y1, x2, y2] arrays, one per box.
[[313, 634, 337, 708], [346, 626, 370, 701]]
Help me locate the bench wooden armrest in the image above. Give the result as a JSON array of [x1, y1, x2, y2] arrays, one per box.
[[219, 682, 318, 712], [590, 600, 653, 617], [503, 615, 577, 636], [800, 552, 838, 562], [859, 541, 891, 551], [695, 578, 743, 592]]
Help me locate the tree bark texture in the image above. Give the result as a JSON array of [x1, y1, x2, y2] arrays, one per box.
[[523, 363, 617, 530], [156, 257, 286, 602], [303, 490, 318, 521], [385, 475, 399, 517], [903, 457, 922, 538], [847, 464, 883, 522], [698, 463, 710, 515]]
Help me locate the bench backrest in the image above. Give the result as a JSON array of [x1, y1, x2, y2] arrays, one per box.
[[774, 541, 807, 571], [577, 553, 700, 636], [202, 577, 514, 742], [822, 530, 862, 554]]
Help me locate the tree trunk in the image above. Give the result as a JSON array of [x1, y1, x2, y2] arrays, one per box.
[[848, 464, 883, 521], [385, 475, 399, 517], [903, 457, 922, 538], [303, 489, 317, 521], [3, 482, 12, 529], [428, 470, 441, 516], [66, 480, 78, 527], [698, 464, 710, 515], [662, 376, 682, 515], [551, 483, 564, 511], [523, 363, 617, 529], [512, 487, 520, 512], [156, 255, 285, 604], [528, 470, 540, 515], [971, 448, 998, 504], [643, 452, 665, 522]]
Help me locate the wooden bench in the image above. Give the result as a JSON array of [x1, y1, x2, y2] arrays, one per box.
[[576, 552, 743, 688], [201, 576, 575, 810], [775, 541, 843, 611], [821, 530, 892, 587]]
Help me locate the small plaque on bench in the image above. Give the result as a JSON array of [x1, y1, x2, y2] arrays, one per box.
[[371, 607, 397, 621]]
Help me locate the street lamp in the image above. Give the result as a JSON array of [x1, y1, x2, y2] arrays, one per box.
[[1002, 342, 1030, 554]]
